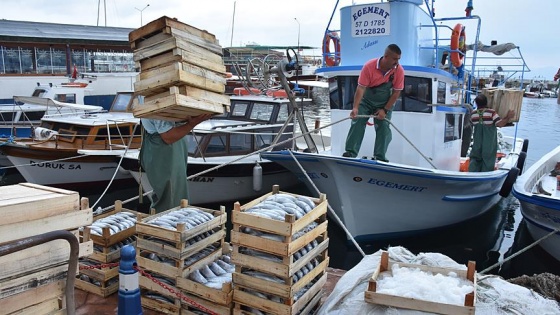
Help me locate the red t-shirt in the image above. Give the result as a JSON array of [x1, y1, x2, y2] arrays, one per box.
[[358, 57, 405, 90]]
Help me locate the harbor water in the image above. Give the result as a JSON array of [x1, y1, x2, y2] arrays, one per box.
[[1, 92, 559, 280]]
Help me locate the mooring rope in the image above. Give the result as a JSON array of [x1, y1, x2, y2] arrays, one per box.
[[286, 149, 366, 257]]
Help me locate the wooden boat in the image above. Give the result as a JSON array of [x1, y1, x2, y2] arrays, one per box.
[[512, 145, 560, 262], [0, 92, 140, 189]]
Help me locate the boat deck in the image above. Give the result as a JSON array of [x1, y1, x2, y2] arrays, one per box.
[[74, 267, 347, 314], [535, 173, 559, 196]]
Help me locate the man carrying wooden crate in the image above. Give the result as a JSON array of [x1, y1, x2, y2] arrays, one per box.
[[140, 115, 212, 213]]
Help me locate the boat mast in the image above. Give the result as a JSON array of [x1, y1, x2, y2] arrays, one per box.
[[230, 1, 236, 47]]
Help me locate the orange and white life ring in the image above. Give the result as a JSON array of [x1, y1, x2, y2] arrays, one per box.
[[233, 87, 260, 96], [322, 31, 341, 67], [450, 24, 466, 68]]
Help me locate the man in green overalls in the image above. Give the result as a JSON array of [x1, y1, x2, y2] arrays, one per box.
[[343, 44, 405, 161], [468, 94, 513, 172], [140, 114, 212, 213]]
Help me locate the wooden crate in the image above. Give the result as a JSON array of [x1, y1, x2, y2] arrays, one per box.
[[1, 280, 64, 315], [364, 251, 476, 315], [129, 16, 222, 56], [75, 276, 119, 297], [232, 235, 329, 279], [92, 199, 150, 221], [87, 239, 136, 263], [136, 200, 227, 249], [0, 184, 91, 245], [134, 61, 227, 96], [233, 256, 328, 301], [131, 86, 229, 122], [137, 238, 225, 279], [176, 246, 233, 306], [78, 259, 119, 282], [140, 275, 182, 315], [179, 292, 232, 315], [481, 87, 523, 122], [231, 186, 328, 257], [233, 272, 327, 315]]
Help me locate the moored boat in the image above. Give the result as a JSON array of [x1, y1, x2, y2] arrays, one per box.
[[0, 92, 140, 189], [262, 0, 529, 242], [512, 145, 560, 262]]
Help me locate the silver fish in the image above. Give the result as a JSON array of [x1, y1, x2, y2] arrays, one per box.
[[189, 269, 207, 284], [208, 262, 227, 276], [200, 265, 217, 279]]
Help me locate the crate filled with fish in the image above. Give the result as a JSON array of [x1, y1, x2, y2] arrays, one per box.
[[176, 247, 235, 308], [75, 265, 120, 297], [139, 272, 182, 315], [232, 271, 327, 315], [137, 239, 226, 279], [231, 185, 328, 257], [81, 209, 139, 248]]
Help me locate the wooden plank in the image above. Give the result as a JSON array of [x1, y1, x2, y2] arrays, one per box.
[[176, 277, 233, 307], [132, 36, 223, 69], [137, 229, 225, 260], [0, 265, 68, 299], [134, 61, 226, 96], [2, 281, 64, 315], [7, 297, 61, 315], [129, 16, 219, 49], [0, 208, 93, 245], [141, 295, 181, 315], [132, 91, 227, 121], [0, 183, 79, 226], [137, 51, 182, 72], [1, 240, 92, 282], [144, 85, 230, 106], [78, 261, 119, 282]]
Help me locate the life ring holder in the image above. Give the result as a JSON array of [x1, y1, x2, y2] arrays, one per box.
[[450, 23, 466, 68], [322, 31, 341, 67]]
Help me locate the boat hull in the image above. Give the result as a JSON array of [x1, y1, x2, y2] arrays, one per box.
[[5, 148, 132, 188], [513, 145, 560, 262], [263, 151, 508, 241], [121, 157, 299, 205]]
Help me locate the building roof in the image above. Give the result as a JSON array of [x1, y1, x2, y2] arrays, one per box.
[[0, 19, 133, 47]]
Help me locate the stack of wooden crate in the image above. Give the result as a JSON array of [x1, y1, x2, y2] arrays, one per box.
[[135, 199, 228, 314], [0, 183, 93, 314], [129, 16, 230, 121], [76, 200, 146, 297], [230, 185, 329, 315]]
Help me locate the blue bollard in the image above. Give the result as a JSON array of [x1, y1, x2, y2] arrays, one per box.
[[117, 244, 142, 315]]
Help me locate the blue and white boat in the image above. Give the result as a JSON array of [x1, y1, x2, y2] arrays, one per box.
[[512, 145, 560, 262], [261, 0, 529, 242]]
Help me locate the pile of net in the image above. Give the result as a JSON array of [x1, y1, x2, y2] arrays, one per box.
[[318, 246, 560, 314], [508, 273, 560, 303]]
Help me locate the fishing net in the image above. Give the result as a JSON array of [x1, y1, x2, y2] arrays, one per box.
[[318, 246, 560, 315]]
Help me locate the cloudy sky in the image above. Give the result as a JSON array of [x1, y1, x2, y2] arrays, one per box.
[[2, 0, 558, 78]]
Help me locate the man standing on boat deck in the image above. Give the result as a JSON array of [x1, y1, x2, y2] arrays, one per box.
[[468, 94, 513, 172], [140, 115, 212, 213], [342, 44, 405, 161]]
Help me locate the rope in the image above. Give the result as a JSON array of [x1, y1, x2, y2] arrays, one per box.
[[286, 149, 366, 257], [479, 227, 560, 275]]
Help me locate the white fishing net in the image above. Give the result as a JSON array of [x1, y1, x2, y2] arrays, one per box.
[[318, 246, 560, 315]]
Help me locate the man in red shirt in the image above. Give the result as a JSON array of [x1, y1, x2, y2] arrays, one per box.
[[342, 44, 405, 161]]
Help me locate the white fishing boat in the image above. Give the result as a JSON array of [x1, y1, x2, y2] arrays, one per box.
[[261, 0, 529, 242], [118, 93, 303, 205], [512, 145, 560, 262], [0, 92, 140, 188]]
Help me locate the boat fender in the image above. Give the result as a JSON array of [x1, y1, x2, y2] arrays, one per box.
[[499, 167, 519, 198], [450, 23, 467, 68], [516, 151, 527, 175], [253, 161, 263, 191], [521, 139, 529, 153]]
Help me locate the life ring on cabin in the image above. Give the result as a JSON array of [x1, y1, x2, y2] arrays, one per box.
[[499, 167, 519, 198], [450, 23, 466, 68], [323, 31, 341, 67]]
